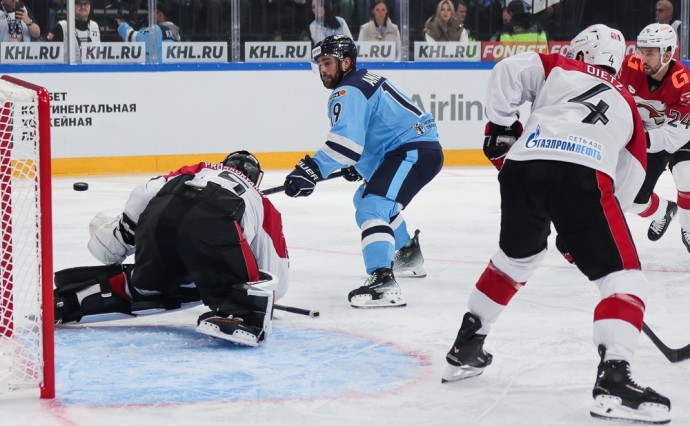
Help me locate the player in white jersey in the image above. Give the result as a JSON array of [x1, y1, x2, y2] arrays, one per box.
[[442, 25, 671, 424], [619, 23, 690, 251], [53, 151, 289, 347]]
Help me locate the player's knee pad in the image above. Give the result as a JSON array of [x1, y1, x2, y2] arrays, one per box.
[[354, 194, 398, 228], [490, 248, 545, 283], [594, 269, 648, 303], [53, 264, 132, 324]]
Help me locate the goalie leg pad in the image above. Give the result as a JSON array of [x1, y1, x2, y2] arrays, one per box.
[[54, 264, 132, 324], [196, 274, 276, 345]]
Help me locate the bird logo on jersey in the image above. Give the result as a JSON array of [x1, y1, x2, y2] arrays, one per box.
[[636, 99, 666, 127], [680, 92, 690, 106]]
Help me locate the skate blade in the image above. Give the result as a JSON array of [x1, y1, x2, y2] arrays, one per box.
[[393, 268, 427, 278], [195, 322, 260, 347], [590, 395, 670, 425], [393, 264, 427, 278], [441, 364, 485, 383], [349, 294, 407, 309]]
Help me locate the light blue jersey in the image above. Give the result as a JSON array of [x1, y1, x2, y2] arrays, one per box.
[[118, 21, 180, 63], [312, 68, 439, 180], [309, 68, 443, 275]]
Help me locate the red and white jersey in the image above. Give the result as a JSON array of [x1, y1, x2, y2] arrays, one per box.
[[122, 162, 290, 299], [618, 54, 690, 154], [487, 52, 647, 210]]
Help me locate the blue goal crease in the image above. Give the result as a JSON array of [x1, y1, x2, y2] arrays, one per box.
[[54, 325, 423, 406]]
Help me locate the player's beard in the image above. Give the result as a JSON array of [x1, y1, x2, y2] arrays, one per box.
[[321, 69, 343, 89], [643, 62, 663, 77]]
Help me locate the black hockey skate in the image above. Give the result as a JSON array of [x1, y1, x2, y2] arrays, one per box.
[[682, 228, 690, 253], [348, 267, 406, 308], [648, 201, 677, 241], [590, 345, 670, 424], [393, 229, 427, 278], [196, 311, 264, 347], [442, 312, 493, 383]]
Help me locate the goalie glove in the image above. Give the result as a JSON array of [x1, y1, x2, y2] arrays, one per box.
[[284, 155, 322, 197], [87, 213, 135, 264], [483, 121, 523, 170]]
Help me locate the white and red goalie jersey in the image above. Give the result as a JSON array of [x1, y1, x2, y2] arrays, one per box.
[[486, 52, 648, 211], [101, 162, 290, 299], [618, 54, 690, 154]]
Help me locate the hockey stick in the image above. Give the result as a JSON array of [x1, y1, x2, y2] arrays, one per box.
[[262, 169, 347, 195], [274, 304, 320, 318], [642, 322, 690, 363]]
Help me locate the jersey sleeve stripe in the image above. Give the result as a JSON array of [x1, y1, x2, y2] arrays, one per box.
[[324, 140, 361, 164]]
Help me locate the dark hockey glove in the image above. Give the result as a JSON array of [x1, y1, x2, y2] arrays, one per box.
[[341, 165, 362, 182], [483, 121, 523, 171], [284, 155, 322, 197]]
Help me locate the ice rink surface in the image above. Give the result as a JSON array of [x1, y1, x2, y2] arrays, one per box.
[[2, 167, 689, 426]]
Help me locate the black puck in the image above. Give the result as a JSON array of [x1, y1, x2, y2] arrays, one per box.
[[73, 182, 89, 191]]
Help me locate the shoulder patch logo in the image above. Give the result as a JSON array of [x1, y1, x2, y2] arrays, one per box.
[[330, 89, 347, 100]]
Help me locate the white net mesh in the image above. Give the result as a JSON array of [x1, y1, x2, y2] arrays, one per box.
[[0, 82, 45, 392]]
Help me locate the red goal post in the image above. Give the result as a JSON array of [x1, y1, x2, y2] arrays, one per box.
[[0, 75, 54, 399]]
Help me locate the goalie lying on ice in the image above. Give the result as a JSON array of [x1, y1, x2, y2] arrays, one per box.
[[54, 151, 289, 347]]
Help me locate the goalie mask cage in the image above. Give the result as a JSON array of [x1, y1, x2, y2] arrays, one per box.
[[0, 75, 54, 399]]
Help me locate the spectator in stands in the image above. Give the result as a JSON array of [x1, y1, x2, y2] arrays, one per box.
[[0, 0, 41, 41], [423, 0, 468, 43], [309, 0, 352, 44], [116, 2, 180, 63], [498, 0, 547, 46], [655, 0, 680, 35], [489, 5, 512, 41], [455, 0, 473, 39], [358, 0, 400, 60], [46, 0, 100, 45]]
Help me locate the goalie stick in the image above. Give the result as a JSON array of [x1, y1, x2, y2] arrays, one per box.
[[274, 304, 320, 318], [262, 169, 347, 195], [642, 322, 690, 363]]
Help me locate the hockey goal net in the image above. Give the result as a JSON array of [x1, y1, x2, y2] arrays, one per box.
[[0, 75, 54, 398]]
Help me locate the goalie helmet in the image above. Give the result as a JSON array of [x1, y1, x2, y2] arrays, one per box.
[[637, 23, 677, 60], [312, 35, 358, 69], [221, 150, 264, 186], [567, 24, 625, 74]]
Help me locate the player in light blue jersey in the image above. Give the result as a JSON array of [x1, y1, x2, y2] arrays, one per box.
[[283, 35, 444, 309], [116, 2, 180, 63]]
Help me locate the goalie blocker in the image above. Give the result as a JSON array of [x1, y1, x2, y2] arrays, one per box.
[[53, 264, 277, 347]]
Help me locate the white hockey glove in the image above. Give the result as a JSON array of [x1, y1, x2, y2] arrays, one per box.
[[87, 213, 135, 264]]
